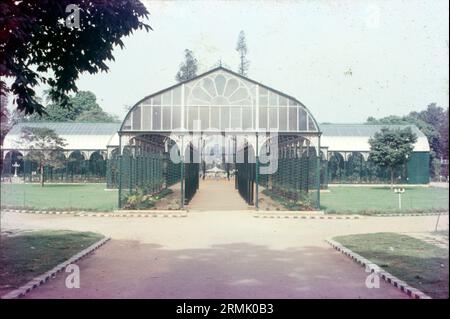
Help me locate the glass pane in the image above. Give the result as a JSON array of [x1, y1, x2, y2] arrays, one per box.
[[152, 106, 161, 130], [259, 87, 268, 96], [215, 74, 226, 95], [202, 77, 216, 97], [269, 92, 278, 106], [162, 106, 171, 130], [230, 107, 241, 129], [152, 95, 161, 106], [259, 106, 267, 129], [308, 115, 316, 131], [279, 96, 287, 106], [242, 107, 252, 129], [199, 106, 209, 130], [220, 106, 230, 130], [132, 106, 141, 130], [259, 95, 268, 107], [187, 106, 198, 130], [298, 108, 307, 130], [269, 107, 277, 129], [289, 107, 297, 131], [172, 106, 181, 129], [123, 115, 131, 130], [162, 92, 171, 105], [229, 87, 248, 104], [279, 107, 287, 130], [192, 87, 211, 103], [172, 86, 181, 105], [210, 107, 220, 129], [184, 86, 190, 104], [224, 78, 239, 97], [142, 105, 151, 130]]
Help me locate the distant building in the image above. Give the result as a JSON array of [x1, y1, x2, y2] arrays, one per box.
[[1, 122, 120, 182], [320, 124, 430, 185]]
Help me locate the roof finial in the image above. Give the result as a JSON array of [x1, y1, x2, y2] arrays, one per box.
[[213, 59, 229, 69]]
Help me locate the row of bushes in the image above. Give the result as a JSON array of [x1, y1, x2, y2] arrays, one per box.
[[123, 187, 173, 210], [261, 188, 315, 210]]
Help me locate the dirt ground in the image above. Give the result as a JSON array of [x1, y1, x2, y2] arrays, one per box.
[[1, 209, 448, 299]]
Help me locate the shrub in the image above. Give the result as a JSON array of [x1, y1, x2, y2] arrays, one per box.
[[123, 193, 155, 210], [122, 187, 173, 210]]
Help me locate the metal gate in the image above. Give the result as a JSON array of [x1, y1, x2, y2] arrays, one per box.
[[236, 145, 256, 205], [183, 145, 199, 204]]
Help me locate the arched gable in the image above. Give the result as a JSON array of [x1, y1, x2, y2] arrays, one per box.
[[120, 67, 320, 134]]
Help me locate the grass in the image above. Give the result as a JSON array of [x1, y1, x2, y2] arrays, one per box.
[[321, 186, 449, 213], [1, 183, 118, 211], [1, 183, 448, 213], [333, 232, 449, 299], [0, 230, 104, 294]]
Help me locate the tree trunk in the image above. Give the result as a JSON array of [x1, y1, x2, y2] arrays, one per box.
[[40, 164, 44, 187], [390, 167, 394, 190]]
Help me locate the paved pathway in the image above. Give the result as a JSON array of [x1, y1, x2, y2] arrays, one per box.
[[2, 210, 448, 299], [430, 182, 449, 189], [187, 179, 251, 211]]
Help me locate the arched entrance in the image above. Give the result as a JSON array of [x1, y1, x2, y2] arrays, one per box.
[[115, 66, 321, 211], [2, 150, 24, 178]]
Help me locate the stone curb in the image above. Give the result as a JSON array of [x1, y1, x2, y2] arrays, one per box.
[[75, 212, 188, 218], [1, 208, 79, 215], [0, 208, 188, 218], [372, 212, 448, 217], [325, 238, 432, 299], [0, 237, 111, 299], [254, 214, 361, 220]]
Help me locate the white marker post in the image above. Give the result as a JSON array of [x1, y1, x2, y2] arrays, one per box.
[[394, 187, 405, 210]]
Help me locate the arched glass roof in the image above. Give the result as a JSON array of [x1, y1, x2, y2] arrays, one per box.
[[120, 67, 319, 133]]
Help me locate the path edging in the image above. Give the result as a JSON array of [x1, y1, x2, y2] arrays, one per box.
[[0, 208, 188, 218], [254, 213, 361, 220], [372, 212, 448, 217], [326, 238, 432, 299], [0, 237, 111, 299]]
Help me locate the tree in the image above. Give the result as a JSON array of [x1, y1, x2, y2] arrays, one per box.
[[76, 109, 119, 122], [368, 128, 417, 188], [58, 90, 100, 121], [439, 108, 449, 177], [24, 90, 118, 122], [0, 0, 151, 115], [366, 103, 447, 178], [175, 49, 198, 82], [1, 95, 10, 145], [235, 30, 249, 76], [21, 126, 67, 186], [439, 108, 449, 160]]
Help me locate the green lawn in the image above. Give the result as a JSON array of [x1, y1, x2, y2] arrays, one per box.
[[1, 183, 448, 213], [1, 183, 118, 211], [333, 233, 449, 299], [321, 186, 449, 213], [0, 230, 103, 295]]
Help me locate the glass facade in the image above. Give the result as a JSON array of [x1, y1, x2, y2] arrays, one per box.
[[121, 69, 319, 133]]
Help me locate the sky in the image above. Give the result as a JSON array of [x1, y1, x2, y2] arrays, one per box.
[[16, 0, 450, 123]]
